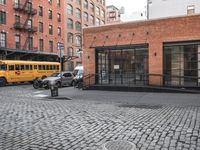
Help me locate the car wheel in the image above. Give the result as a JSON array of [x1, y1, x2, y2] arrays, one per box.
[[56, 82, 62, 88]]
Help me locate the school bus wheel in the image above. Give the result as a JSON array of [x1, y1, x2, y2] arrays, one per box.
[[0, 77, 7, 87]]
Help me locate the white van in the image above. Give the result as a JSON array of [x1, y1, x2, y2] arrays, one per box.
[[73, 65, 84, 82]]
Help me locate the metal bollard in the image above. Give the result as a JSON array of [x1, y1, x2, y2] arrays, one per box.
[[49, 80, 58, 97]]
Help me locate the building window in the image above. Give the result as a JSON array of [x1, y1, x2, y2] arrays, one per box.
[[27, 19, 32, 28], [75, 21, 81, 31], [187, 5, 195, 15], [96, 18, 100, 26], [68, 47, 73, 56], [76, 8, 81, 19], [49, 25, 53, 35], [39, 22, 43, 33], [57, 0, 61, 7], [58, 27, 61, 36], [38, 6, 43, 16], [67, 32, 73, 43], [67, 4, 73, 15], [0, 32, 6, 47], [15, 15, 20, 23], [101, 10, 105, 17], [28, 36, 33, 50], [90, 15, 94, 25], [75, 35, 81, 46], [39, 39, 44, 51], [49, 40, 53, 52], [76, 0, 81, 5], [67, 18, 73, 29], [48, 0, 52, 4], [83, 0, 88, 9], [0, 0, 6, 4], [96, 7, 100, 16], [101, 20, 105, 25], [0, 11, 6, 24], [164, 44, 200, 86], [15, 35, 20, 49], [90, 3, 94, 12], [83, 12, 88, 22], [57, 13, 61, 22], [48, 10, 52, 19]]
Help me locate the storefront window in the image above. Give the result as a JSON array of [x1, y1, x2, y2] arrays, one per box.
[[96, 46, 148, 86], [164, 43, 200, 86]]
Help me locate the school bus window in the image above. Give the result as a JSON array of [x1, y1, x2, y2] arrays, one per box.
[[56, 65, 59, 70], [46, 65, 49, 70], [15, 65, 20, 70], [34, 65, 37, 70], [53, 65, 55, 70], [39, 65, 42, 70], [0, 64, 7, 70], [42, 65, 46, 70], [25, 65, 29, 70], [21, 65, 25, 70], [9, 65, 15, 71], [30, 65, 33, 70], [50, 65, 53, 70]]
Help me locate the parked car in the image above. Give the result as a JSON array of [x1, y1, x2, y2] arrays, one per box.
[[42, 71, 74, 88]]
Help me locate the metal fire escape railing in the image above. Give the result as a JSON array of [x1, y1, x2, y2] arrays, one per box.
[[13, 0, 37, 51]]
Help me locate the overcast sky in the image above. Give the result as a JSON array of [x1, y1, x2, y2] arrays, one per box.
[[106, 0, 147, 21]]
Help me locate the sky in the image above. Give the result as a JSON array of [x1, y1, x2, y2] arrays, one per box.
[[106, 0, 147, 21]]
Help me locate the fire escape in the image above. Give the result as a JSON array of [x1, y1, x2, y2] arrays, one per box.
[[13, 0, 37, 51]]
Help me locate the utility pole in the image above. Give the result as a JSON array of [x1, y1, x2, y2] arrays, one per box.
[[57, 42, 64, 71]]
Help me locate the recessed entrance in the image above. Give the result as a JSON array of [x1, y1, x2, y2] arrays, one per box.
[[96, 45, 148, 86]]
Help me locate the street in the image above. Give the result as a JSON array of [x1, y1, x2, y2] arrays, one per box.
[[0, 85, 200, 150]]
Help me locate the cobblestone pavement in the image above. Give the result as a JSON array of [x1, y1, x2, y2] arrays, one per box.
[[0, 85, 200, 150]]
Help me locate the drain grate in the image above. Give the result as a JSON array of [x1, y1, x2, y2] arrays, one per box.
[[118, 104, 162, 109], [102, 140, 136, 150]]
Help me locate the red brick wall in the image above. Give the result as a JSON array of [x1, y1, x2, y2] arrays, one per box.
[[83, 15, 200, 85], [0, 0, 65, 54]]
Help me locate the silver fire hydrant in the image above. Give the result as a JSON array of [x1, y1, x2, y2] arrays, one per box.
[[49, 80, 58, 97]]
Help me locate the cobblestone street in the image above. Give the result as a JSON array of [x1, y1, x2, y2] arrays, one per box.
[[0, 85, 200, 150]]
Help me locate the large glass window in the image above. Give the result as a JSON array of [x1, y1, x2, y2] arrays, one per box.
[[164, 43, 200, 86], [97, 46, 148, 86]]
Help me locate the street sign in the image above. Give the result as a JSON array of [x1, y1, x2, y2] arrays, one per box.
[[57, 42, 64, 50], [57, 42, 64, 58]]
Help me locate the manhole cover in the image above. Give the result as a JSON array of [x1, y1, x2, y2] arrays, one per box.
[[118, 104, 162, 109], [102, 140, 136, 150]]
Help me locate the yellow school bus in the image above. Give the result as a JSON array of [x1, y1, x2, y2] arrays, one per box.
[[0, 60, 60, 86]]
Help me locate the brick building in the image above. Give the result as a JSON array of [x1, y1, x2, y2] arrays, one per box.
[[65, 0, 106, 70], [0, 0, 106, 71], [106, 5, 121, 24], [0, 0, 64, 62], [83, 15, 200, 87]]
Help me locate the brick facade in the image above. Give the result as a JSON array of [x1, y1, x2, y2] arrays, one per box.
[[0, 0, 64, 60], [83, 15, 200, 85]]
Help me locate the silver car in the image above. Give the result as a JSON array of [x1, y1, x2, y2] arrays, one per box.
[[42, 72, 74, 87]]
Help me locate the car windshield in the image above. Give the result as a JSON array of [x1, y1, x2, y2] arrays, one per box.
[[0, 64, 7, 71], [50, 73, 60, 77]]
